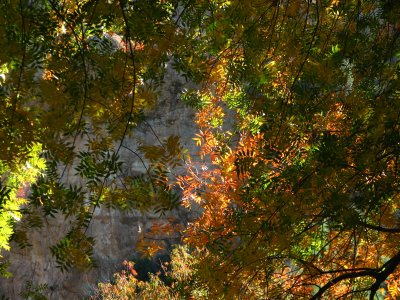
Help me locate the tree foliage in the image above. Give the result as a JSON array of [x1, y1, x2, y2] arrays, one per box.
[[172, 0, 400, 298], [1, 0, 400, 299], [0, 0, 184, 273], [92, 245, 207, 300]]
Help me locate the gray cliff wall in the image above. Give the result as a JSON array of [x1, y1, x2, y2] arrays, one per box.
[[0, 67, 198, 299]]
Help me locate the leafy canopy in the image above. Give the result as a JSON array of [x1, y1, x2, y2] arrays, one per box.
[[172, 0, 400, 299], [0, 0, 184, 272], [1, 0, 400, 299]]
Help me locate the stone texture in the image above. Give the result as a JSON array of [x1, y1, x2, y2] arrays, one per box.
[[0, 66, 198, 299]]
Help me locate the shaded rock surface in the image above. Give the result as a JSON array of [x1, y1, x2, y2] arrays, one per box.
[[0, 67, 198, 299]]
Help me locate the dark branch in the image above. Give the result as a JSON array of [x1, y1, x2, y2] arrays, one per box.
[[369, 251, 400, 300], [358, 221, 400, 233], [310, 250, 400, 300], [310, 270, 378, 300]]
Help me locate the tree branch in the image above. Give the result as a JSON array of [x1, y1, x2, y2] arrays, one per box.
[[358, 221, 400, 233], [369, 250, 400, 300], [310, 270, 378, 300], [310, 250, 400, 300]]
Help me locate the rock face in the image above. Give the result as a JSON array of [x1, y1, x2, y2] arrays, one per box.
[[0, 67, 198, 299]]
